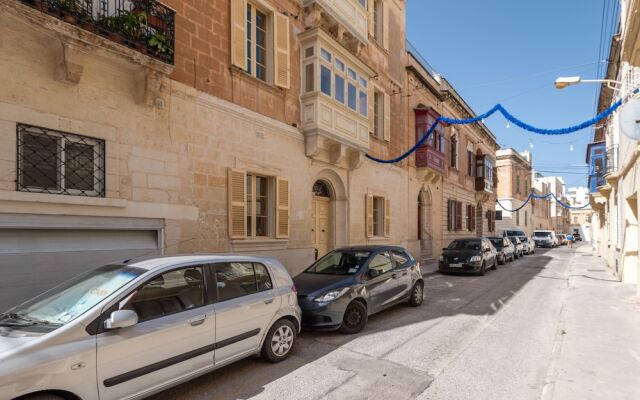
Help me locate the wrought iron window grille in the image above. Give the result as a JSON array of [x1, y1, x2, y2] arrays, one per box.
[[605, 145, 619, 175], [20, 0, 175, 64], [16, 124, 106, 197]]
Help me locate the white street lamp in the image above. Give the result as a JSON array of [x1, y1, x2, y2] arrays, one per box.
[[554, 76, 622, 91]]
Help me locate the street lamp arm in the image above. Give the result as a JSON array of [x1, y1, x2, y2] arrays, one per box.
[[554, 76, 623, 91]]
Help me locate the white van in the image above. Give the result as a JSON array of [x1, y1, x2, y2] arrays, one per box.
[[532, 230, 558, 248], [499, 229, 527, 238]]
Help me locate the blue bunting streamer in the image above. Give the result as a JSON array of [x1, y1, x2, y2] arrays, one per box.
[[496, 192, 592, 212], [366, 94, 629, 164]]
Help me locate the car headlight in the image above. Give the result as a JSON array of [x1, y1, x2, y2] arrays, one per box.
[[313, 287, 349, 303], [469, 255, 482, 262], [439, 255, 444, 261]]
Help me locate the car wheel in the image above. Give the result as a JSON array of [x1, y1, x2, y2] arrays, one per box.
[[492, 258, 498, 270], [261, 319, 296, 363], [339, 301, 368, 334], [478, 262, 486, 276], [408, 281, 424, 307], [498, 255, 505, 265]]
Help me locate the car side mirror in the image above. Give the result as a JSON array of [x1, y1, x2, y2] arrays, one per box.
[[368, 269, 381, 278], [104, 309, 138, 330]]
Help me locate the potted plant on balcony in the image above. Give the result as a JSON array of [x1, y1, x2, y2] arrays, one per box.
[[55, 0, 86, 25], [147, 31, 173, 58], [96, 15, 126, 44]]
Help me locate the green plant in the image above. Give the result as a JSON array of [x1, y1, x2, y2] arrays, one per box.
[[54, 0, 88, 17], [120, 10, 147, 40], [147, 32, 173, 55]]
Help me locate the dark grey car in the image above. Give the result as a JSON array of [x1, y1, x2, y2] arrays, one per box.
[[293, 246, 424, 334], [439, 238, 498, 275]]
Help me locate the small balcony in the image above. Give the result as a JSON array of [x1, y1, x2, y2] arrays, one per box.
[[302, 0, 368, 43], [300, 28, 374, 169], [416, 146, 445, 173], [19, 0, 175, 64]]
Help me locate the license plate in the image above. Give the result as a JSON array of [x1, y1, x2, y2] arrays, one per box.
[[449, 263, 463, 268]]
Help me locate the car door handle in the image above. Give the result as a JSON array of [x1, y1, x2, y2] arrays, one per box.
[[188, 316, 206, 326], [264, 298, 274, 304]]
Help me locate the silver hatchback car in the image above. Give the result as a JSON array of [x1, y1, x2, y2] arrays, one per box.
[[0, 255, 301, 400]]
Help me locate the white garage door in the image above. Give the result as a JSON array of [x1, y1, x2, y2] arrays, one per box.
[[0, 214, 163, 312]]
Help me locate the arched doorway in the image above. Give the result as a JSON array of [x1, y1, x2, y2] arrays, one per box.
[[312, 180, 333, 259], [418, 189, 433, 259]]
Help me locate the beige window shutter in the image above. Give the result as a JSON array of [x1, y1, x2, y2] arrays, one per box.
[[230, 0, 247, 70], [368, 86, 375, 134], [276, 177, 290, 238], [384, 198, 391, 237], [382, 1, 389, 50], [273, 14, 290, 88], [367, 0, 375, 38], [383, 92, 391, 141], [366, 194, 374, 238], [228, 168, 247, 239]]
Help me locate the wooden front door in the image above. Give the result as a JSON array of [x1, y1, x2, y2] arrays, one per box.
[[312, 196, 331, 258]]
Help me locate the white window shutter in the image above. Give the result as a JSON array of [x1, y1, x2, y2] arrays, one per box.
[[384, 198, 391, 237], [228, 168, 247, 239], [273, 14, 290, 88], [383, 92, 391, 141], [276, 177, 290, 238], [366, 194, 374, 238], [230, 0, 247, 70]]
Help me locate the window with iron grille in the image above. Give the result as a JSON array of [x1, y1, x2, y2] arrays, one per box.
[[17, 124, 105, 197]]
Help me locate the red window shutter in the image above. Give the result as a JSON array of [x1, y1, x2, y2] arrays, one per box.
[[447, 200, 453, 231], [455, 201, 463, 231]]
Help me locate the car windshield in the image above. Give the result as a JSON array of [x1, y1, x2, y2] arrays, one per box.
[[489, 238, 504, 247], [505, 230, 525, 237], [521, 237, 529, 242], [306, 250, 371, 275], [447, 239, 481, 250], [508, 237, 519, 244], [1, 264, 145, 329]]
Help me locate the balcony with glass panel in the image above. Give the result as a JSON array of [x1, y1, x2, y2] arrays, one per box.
[[302, 0, 369, 43], [414, 107, 446, 183], [300, 28, 374, 168]]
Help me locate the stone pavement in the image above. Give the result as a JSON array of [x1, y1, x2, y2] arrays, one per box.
[[541, 244, 640, 400]]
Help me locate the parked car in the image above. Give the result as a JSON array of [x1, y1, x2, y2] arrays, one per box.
[[488, 236, 515, 264], [533, 230, 558, 248], [557, 234, 567, 245], [439, 238, 497, 275], [573, 232, 583, 241], [520, 237, 535, 254], [499, 229, 526, 238], [0, 255, 301, 400], [294, 246, 423, 334], [508, 236, 524, 258]]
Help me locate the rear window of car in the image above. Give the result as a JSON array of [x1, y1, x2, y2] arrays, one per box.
[[489, 238, 503, 247], [533, 231, 552, 238], [505, 230, 525, 237], [447, 239, 481, 250]]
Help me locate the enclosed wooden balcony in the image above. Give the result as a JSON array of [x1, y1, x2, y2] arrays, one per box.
[[302, 0, 368, 43]]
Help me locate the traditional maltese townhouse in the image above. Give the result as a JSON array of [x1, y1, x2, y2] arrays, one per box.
[[0, 0, 411, 308], [405, 44, 499, 264]]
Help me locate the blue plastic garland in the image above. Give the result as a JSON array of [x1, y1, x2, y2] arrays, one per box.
[[496, 192, 592, 212], [366, 96, 627, 164]]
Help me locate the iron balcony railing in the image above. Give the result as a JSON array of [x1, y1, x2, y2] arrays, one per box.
[[20, 0, 175, 64], [605, 145, 618, 175]]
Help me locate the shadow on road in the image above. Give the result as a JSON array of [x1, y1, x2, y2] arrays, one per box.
[[155, 247, 567, 399]]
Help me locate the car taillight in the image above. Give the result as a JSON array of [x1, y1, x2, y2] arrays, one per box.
[[291, 285, 297, 295]]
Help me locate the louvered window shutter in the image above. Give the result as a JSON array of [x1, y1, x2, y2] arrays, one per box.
[[383, 92, 391, 141], [273, 14, 290, 88], [466, 205, 471, 231], [382, 1, 389, 50], [366, 194, 374, 238], [455, 201, 463, 231], [275, 177, 290, 238], [369, 86, 376, 134], [230, 0, 247, 70], [447, 200, 452, 231], [384, 198, 391, 237], [367, 0, 375, 38], [228, 168, 247, 239]]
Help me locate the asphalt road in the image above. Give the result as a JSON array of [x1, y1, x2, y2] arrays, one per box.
[[155, 246, 576, 400]]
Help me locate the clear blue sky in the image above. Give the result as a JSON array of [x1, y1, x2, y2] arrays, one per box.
[[406, 0, 619, 189]]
